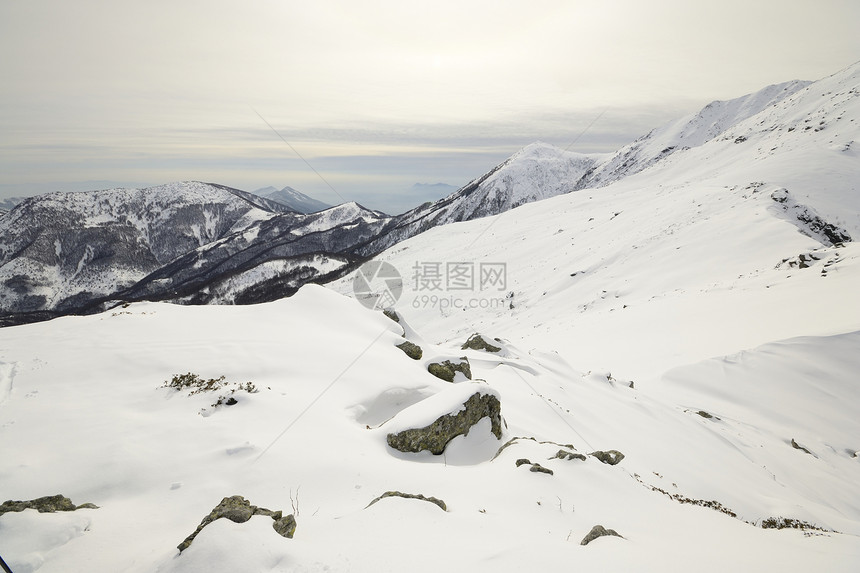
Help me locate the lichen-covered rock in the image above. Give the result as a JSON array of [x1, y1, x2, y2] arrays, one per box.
[[461, 333, 501, 353], [0, 494, 98, 516], [580, 524, 622, 545], [396, 341, 423, 360], [273, 514, 298, 538], [589, 450, 625, 465], [178, 495, 296, 552], [386, 391, 502, 455], [366, 491, 447, 512], [553, 449, 587, 461], [427, 357, 472, 382]]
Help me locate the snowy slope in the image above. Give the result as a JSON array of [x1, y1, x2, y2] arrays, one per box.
[[333, 61, 859, 379], [1, 289, 858, 572], [575, 79, 811, 189], [2, 64, 859, 572]]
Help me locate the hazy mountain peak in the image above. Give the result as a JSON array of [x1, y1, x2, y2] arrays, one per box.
[[252, 185, 332, 214]]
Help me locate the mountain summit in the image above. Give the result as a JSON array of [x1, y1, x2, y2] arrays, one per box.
[[252, 185, 332, 214]]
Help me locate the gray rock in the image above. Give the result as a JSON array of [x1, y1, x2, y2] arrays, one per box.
[[273, 514, 298, 538], [383, 309, 400, 323], [178, 495, 296, 552], [387, 392, 502, 455], [0, 494, 98, 516], [791, 439, 814, 455], [396, 341, 423, 360], [589, 450, 625, 465], [427, 357, 472, 382], [366, 491, 447, 512], [461, 333, 501, 353], [580, 524, 622, 545], [553, 449, 587, 461], [529, 463, 553, 475], [515, 458, 532, 467]]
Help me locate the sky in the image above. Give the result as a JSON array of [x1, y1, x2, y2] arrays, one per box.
[[1, 0, 858, 214]]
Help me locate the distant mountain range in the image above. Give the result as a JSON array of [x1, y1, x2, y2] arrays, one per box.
[[1, 64, 855, 326], [251, 185, 332, 214]]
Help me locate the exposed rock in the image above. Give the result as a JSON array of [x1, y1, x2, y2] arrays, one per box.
[[387, 391, 502, 455], [396, 341, 423, 360], [272, 514, 298, 538], [178, 495, 295, 552], [461, 333, 501, 353], [513, 457, 554, 475], [366, 491, 447, 512], [580, 524, 623, 545], [553, 449, 587, 461], [696, 410, 713, 419], [529, 463, 553, 475], [791, 438, 814, 455], [589, 450, 625, 465], [427, 358, 472, 382], [0, 494, 98, 516], [383, 309, 400, 323]]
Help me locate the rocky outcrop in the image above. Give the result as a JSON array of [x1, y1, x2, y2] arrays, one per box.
[[396, 341, 423, 360], [580, 524, 623, 545], [0, 494, 98, 516], [461, 334, 501, 353], [366, 491, 447, 512], [387, 392, 502, 455], [178, 495, 296, 553], [427, 358, 472, 382], [589, 450, 625, 465]]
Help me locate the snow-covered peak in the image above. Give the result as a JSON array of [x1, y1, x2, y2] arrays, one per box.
[[576, 79, 811, 189], [253, 185, 332, 214]]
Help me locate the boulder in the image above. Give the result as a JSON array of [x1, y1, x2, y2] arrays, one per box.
[[461, 334, 501, 353], [387, 391, 502, 455], [427, 357, 472, 382], [178, 495, 296, 552], [580, 524, 622, 545], [396, 341, 423, 360], [553, 449, 587, 461], [589, 450, 625, 465]]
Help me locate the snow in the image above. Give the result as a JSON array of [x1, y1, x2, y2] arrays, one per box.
[[2, 64, 860, 571]]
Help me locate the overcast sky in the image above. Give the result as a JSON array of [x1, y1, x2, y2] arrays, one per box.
[[1, 0, 858, 213]]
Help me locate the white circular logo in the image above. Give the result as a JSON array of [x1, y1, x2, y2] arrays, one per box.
[[353, 261, 402, 310]]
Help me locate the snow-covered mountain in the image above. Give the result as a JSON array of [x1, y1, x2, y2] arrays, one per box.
[[252, 185, 332, 214], [1, 63, 859, 573], [573, 79, 812, 190], [119, 201, 392, 306], [0, 182, 285, 318], [356, 142, 601, 255]]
